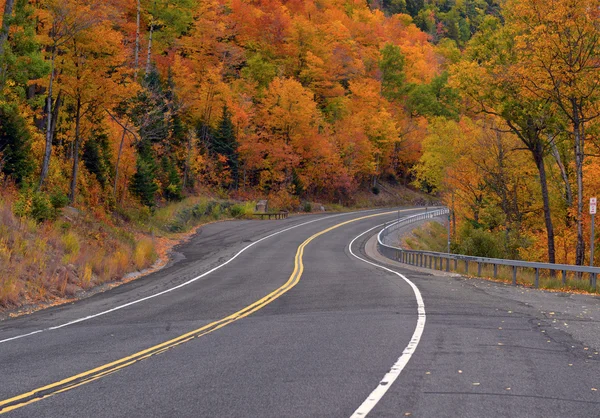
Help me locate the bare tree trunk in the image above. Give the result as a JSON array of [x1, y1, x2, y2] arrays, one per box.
[[50, 90, 62, 143], [549, 135, 573, 209], [573, 100, 585, 265], [39, 46, 58, 189], [134, 0, 140, 79], [69, 96, 82, 203], [145, 22, 153, 76], [0, 0, 15, 60], [182, 129, 192, 190], [533, 146, 556, 264], [113, 126, 127, 200]]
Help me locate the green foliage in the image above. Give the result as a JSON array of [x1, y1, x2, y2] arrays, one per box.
[[82, 129, 112, 187], [242, 53, 277, 90], [456, 222, 505, 258], [161, 156, 183, 201], [130, 157, 159, 207], [406, 72, 459, 119], [145, 0, 195, 47], [0, 0, 48, 93], [379, 43, 408, 102], [49, 190, 69, 210], [382, 0, 407, 15], [0, 104, 34, 184], [13, 189, 56, 223], [229, 202, 255, 218], [210, 105, 239, 188]]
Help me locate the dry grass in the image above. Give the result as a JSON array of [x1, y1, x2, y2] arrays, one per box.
[[134, 238, 157, 270], [0, 190, 161, 310], [0, 187, 260, 311]]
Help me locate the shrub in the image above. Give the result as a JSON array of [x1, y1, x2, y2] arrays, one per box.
[[50, 190, 69, 209]]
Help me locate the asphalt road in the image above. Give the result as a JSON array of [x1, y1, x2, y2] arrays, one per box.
[[0, 208, 599, 417]]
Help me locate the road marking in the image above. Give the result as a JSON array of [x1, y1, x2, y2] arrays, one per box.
[[348, 223, 426, 418], [0, 210, 412, 414], [0, 210, 397, 345]]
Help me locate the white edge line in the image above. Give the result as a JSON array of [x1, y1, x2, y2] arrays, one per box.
[[0, 210, 380, 345], [348, 222, 426, 418]]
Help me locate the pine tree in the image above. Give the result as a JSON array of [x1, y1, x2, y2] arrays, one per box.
[[211, 105, 239, 188], [160, 156, 183, 201], [82, 129, 112, 187], [130, 156, 159, 207], [0, 104, 34, 184]]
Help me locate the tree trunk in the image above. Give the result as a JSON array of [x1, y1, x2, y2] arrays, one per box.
[[113, 126, 127, 201], [145, 22, 153, 76], [0, 0, 15, 60], [50, 90, 62, 144], [134, 0, 140, 79], [69, 96, 82, 203], [183, 129, 192, 190], [572, 99, 585, 265], [532, 146, 556, 264], [549, 135, 573, 210], [39, 46, 57, 189]]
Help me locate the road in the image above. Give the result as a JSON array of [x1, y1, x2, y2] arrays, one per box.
[[0, 208, 599, 417]]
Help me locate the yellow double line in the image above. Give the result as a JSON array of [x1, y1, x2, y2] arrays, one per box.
[[0, 210, 396, 414]]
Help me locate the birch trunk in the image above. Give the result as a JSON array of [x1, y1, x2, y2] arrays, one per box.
[[69, 96, 82, 203], [145, 22, 153, 76], [39, 47, 58, 189], [134, 0, 140, 78]]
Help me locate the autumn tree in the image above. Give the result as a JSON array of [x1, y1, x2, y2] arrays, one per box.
[[451, 16, 560, 264], [38, 0, 102, 189], [505, 0, 600, 265]]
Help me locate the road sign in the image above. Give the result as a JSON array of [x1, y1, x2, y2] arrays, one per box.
[[591, 197, 597, 215]]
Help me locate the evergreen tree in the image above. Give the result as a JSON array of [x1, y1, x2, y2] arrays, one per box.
[[82, 129, 112, 187], [379, 43, 409, 102], [211, 105, 239, 188], [130, 156, 159, 207], [0, 104, 34, 184], [160, 156, 183, 201]]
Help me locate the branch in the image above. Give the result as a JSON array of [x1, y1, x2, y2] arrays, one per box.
[[105, 109, 138, 141]]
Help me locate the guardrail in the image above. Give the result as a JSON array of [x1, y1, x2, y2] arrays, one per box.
[[377, 208, 598, 291]]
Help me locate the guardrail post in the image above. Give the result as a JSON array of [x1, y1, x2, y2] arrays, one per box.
[[477, 262, 482, 276], [512, 266, 517, 286], [434, 257, 437, 270], [591, 273, 597, 291], [493, 264, 498, 279], [562, 270, 566, 285], [429, 256, 432, 269], [454, 259, 458, 270], [446, 258, 450, 272], [535, 268, 539, 288], [465, 260, 469, 274]]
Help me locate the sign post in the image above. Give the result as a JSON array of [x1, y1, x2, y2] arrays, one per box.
[[590, 197, 596, 267], [447, 211, 451, 254]]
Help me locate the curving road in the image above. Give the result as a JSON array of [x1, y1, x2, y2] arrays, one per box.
[[0, 208, 599, 417]]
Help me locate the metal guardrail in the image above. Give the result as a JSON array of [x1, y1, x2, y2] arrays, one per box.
[[377, 208, 599, 290]]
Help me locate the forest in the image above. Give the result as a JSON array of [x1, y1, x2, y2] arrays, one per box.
[[0, 0, 599, 307]]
